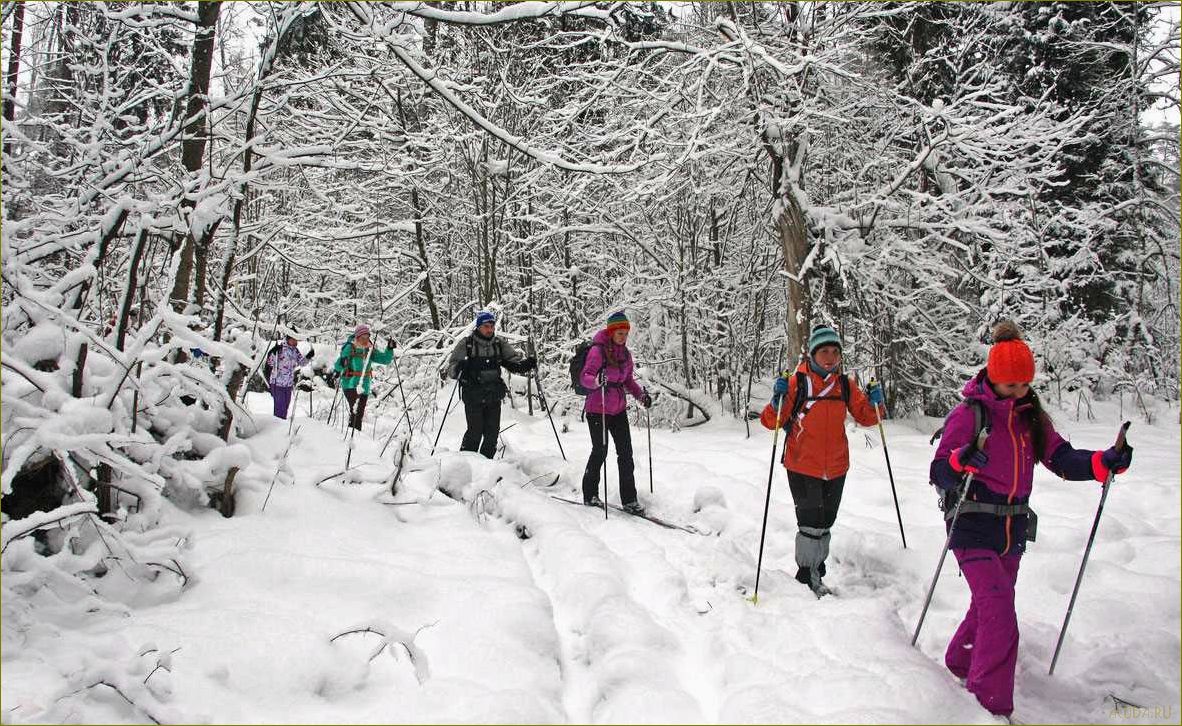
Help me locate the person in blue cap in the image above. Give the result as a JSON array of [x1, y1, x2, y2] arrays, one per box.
[[446, 311, 536, 458]]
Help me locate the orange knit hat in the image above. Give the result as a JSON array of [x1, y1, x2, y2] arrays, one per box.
[[986, 320, 1035, 384]]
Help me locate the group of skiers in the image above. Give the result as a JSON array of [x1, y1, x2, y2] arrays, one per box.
[[758, 319, 1134, 719], [444, 308, 653, 518], [264, 323, 395, 429], [265, 309, 654, 510], [262, 310, 1134, 720]]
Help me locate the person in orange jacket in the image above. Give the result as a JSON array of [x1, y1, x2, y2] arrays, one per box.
[[760, 325, 885, 595]]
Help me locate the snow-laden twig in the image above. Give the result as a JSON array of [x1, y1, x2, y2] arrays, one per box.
[[1, 503, 100, 554]]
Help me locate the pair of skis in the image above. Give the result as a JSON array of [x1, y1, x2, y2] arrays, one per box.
[[549, 495, 706, 535]]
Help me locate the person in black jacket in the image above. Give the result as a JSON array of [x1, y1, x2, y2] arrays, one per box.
[[446, 311, 536, 458]]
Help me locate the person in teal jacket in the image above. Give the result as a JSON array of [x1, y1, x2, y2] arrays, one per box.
[[333, 323, 394, 430]]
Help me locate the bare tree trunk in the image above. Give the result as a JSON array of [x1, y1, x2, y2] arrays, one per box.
[[42, 3, 78, 153], [71, 344, 88, 398], [168, 0, 222, 313], [219, 365, 246, 441], [565, 214, 578, 339], [775, 189, 810, 358], [3, 0, 25, 165], [678, 238, 693, 419], [412, 188, 441, 329], [219, 467, 238, 518], [64, 207, 130, 400], [115, 228, 148, 351], [93, 462, 114, 519], [763, 124, 811, 360]]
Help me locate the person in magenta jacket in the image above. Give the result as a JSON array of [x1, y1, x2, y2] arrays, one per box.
[[930, 320, 1134, 719], [579, 310, 653, 513]]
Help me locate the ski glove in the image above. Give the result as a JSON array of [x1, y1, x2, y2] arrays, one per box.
[[521, 356, 537, 372], [641, 390, 653, 408], [1093, 443, 1134, 481], [866, 381, 884, 407], [771, 376, 790, 408], [949, 444, 988, 475]]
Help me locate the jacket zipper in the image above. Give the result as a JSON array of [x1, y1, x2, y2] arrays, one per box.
[[1002, 405, 1019, 556]]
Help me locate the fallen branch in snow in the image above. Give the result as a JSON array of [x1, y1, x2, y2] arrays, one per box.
[[330, 620, 437, 680], [0, 502, 100, 553], [313, 463, 385, 487], [650, 380, 714, 427], [59, 681, 163, 725], [262, 426, 300, 513], [143, 559, 189, 588], [141, 647, 181, 685], [330, 626, 386, 642], [470, 489, 496, 524]]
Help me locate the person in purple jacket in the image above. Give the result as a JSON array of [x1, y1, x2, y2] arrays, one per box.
[[580, 311, 653, 513], [264, 331, 314, 419], [930, 320, 1134, 719]]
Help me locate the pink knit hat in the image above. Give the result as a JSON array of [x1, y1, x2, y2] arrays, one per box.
[[354, 324, 371, 337]]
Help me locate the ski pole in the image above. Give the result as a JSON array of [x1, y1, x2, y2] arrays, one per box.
[[389, 344, 414, 446], [871, 378, 906, 549], [750, 376, 791, 606], [646, 406, 653, 494], [601, 380, 609, 520], [287, 384, 297, 436], [1049, 421, 1131, 675], [326, 375, 343, 426], [911, 424, 991, 646], [496, 422, 518, 459], [430, 378, 460, 456], [534, 367, 567, 461], [379, 346, 412, 457], [379, 417, 402, 458]]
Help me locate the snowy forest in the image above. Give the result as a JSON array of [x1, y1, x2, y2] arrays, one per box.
[[1, 2, 1180, 724]]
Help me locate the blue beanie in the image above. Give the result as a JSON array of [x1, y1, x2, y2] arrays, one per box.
[[475, 311, 496, 327], [808, 326, 842, 354]]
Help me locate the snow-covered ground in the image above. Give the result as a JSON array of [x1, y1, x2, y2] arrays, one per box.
[[2, 386, 1179, 724]]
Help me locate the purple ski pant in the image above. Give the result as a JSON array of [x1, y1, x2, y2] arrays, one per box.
[[271, 384, 293, 419], [945, 548, 1022, 717]]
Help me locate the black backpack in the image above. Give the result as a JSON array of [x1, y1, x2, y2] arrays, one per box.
[[775, 370, 852, 461], [569, 340, 603, 395], [929, 398, 987, 446]]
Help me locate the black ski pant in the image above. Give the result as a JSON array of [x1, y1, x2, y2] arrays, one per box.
[[581, 411, 637, 506], [461, 396, 502, 459], [787, 471, 846, 579], [343, 389, 368, 431]]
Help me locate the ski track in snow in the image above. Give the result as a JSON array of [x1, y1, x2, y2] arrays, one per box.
[[2, 391, 1177, 724]]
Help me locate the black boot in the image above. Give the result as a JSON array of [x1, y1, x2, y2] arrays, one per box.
[[808, 568, 833, 598]]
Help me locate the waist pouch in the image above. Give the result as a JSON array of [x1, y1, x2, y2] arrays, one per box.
[[942, 492, 1038, 542]]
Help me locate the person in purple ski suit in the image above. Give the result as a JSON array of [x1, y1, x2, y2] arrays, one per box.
[[265, 332, 313, 419], [579, 310, 653, 514], [930, 320, 1134, 718]]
